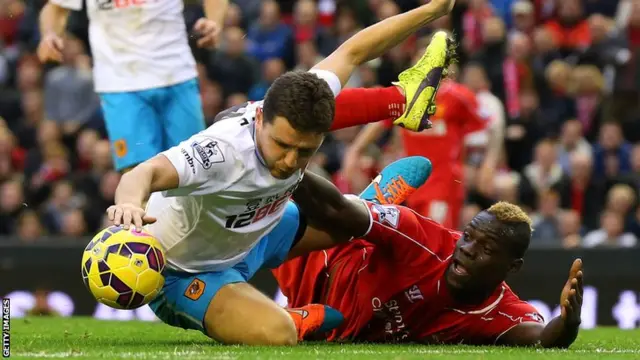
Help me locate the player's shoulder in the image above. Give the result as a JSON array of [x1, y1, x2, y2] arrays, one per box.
[[371, 204, 459, 253], [212, 101, 262, 125]]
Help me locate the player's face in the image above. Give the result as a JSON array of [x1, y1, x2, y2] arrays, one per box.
[[255, 114, 324, 179], [445, 212, 522, 295]]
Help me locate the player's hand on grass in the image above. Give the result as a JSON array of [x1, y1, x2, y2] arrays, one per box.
[[107, 203, 157, 231], [559, 258, 583, 327], [37, 33, 64, 63], [193, 18, 221, 49]]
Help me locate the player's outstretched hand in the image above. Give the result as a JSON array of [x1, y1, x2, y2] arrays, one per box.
[[37, 33, 64, 63], [559, 258, 583, 327], [193, 18, 221, 49], [107, 203, 157, 231]]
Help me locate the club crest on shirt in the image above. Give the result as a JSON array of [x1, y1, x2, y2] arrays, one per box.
[[525, 312, 544, 323], [191, 138, 225, 169], [372, 204, 400, 228]]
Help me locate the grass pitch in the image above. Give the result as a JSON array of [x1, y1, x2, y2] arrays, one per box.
[[9, 317, 640, 359]]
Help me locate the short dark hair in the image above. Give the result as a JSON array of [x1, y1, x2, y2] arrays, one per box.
[[262, 70, 335, 133]]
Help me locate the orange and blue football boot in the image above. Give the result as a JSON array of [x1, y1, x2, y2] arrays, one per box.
[[286, 304, 344, 341], [360, 156, 432, 205]]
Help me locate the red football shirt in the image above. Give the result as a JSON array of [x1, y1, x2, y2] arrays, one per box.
[[385, 81, 489, 184], [274, 202, 543, 344]]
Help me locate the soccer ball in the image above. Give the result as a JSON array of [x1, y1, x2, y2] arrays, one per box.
[[81, 226, 166, 309]]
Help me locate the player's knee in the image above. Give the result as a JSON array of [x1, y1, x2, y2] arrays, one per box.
[[260, 312, 298, 346]]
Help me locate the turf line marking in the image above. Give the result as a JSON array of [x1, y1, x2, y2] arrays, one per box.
[[12, 350, 232, 359]]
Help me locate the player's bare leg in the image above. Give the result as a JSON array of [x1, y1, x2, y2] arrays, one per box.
[[204, 283, 298, 345], [329, 31, 455, 132], [204, 283, 341, 345]]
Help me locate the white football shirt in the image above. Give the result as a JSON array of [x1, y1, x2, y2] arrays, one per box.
[[144, 69, 342, 273], [51, 0, 196, 93]]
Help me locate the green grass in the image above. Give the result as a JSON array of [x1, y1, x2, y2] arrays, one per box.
[[8, 317, 640, 359]]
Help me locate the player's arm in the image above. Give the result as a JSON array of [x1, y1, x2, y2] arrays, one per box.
[[39, 1, 71, 36], [114, 155, 180, 209], [203, 0, 228, 26], [38, 0, 78, 62], [287, 171, 371, 259], [194, 0, 228, 48], [498, 260, 584, 348], [312, 0, 456, 86], [109, 135, 234, 230]]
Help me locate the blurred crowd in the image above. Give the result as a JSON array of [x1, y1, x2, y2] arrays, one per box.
[[1, 0, 640, 249]]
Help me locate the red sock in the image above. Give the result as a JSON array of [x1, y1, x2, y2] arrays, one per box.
[[330, 86, 406, 131]]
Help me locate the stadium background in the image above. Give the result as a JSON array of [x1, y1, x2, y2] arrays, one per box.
[[1, 0, 640, 329]]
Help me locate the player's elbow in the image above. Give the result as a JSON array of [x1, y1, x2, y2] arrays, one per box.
[[332, 41, 367, 70], [41, 2, 69, 19], [431, 0, 455, 16]]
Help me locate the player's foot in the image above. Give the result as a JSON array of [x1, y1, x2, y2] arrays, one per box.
[[286, 304, 344, 341], [392, 30, 455, 132], [360, 156, 432, 205]]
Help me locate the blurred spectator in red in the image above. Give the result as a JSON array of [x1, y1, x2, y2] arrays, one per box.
[[0, 0, 25, 48], [556, 151, 606, 231], [463, 0, 494, 55], [544, 0, 592, 54], [322, 5, 360, 55], [502, 31, 535, 120], [292, 0, 331, 53]]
